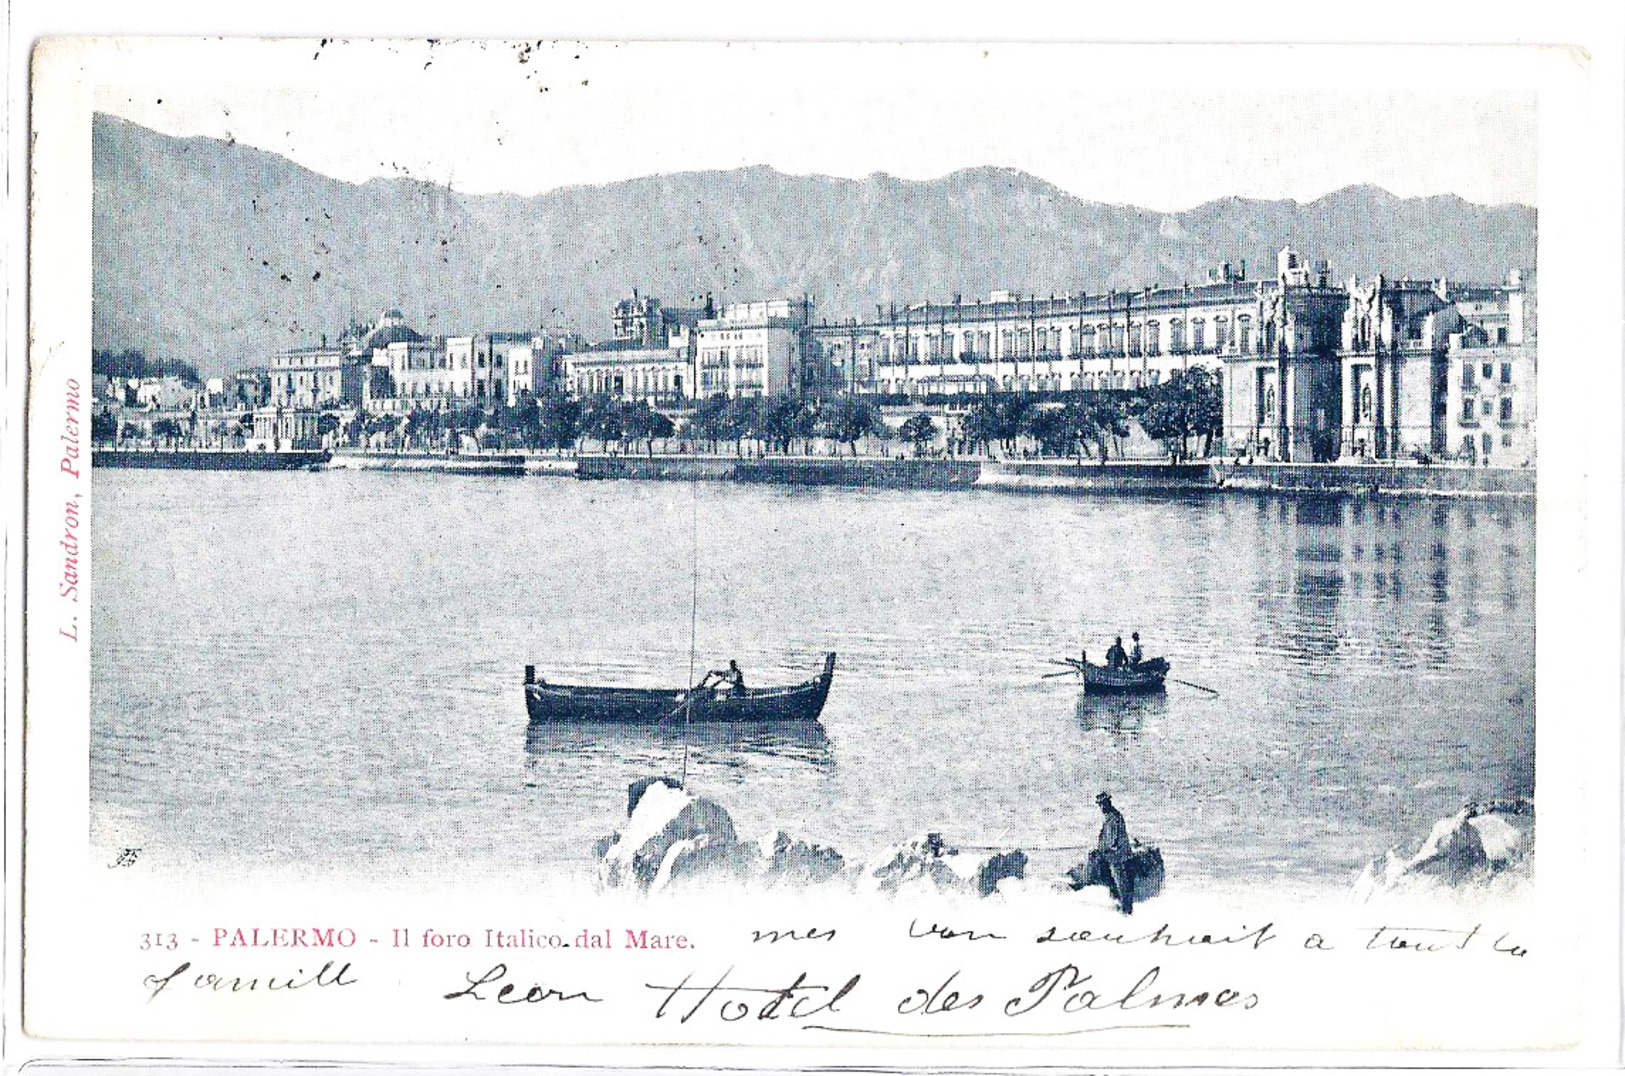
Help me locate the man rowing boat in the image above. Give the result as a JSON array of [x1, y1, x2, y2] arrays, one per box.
[[697, 660, 746, 695]]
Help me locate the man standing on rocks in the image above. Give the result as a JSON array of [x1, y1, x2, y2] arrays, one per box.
[[1096, 791, 1135, 914]]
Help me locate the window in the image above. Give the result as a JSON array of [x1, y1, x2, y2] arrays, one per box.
[[1170, 318, 1185, 351], [1462, 361, 1475, 386], [1192, 319, 1206, 350], [1146, 321, 1160, 355], [1082, 326, 1096, 354], [1214, 316, 1230, 351], [1502, 434, 1513, 448], [1499, 397, 1513, 422], [1500, 363, 1512, 384], [1481, 432, 1492, 454], [1481, 398, 1493, 416], [1461, 397, 1476, 423], [1496, 327, 1508, 344], [1481, 362, 1493, 380], [1238, 315, 1252, 354]]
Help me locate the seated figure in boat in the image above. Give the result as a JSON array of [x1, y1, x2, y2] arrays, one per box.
[[1104, 636, 1128, 669], [1128, 632, 1144, 667], [698, 660, 747, 695]]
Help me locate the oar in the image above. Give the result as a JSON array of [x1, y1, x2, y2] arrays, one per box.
[[1168, 676, 1219, 696], [658, 685, 704, 724], [1041, 668, 1080, 680]]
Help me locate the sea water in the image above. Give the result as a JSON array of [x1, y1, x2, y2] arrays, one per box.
[[89, 470, 1535, 897]]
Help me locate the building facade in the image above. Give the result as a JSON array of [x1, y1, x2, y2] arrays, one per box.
[[810, 249, 1534, 463], [695, 298, 811, 398], [267, 346, 367, 409], [247, 406, 321, 450], [564, 339, 691, 405]]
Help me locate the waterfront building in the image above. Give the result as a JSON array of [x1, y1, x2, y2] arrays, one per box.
[[809, 263, 1281, 403], [267, 345, 367, 409], [695, 297, 811, 398], [810, 248, 1535, 463], [131, 375, 201, 411], [371, 335, 454, 412], [348, 309, 464, 414], [469, 331, 533, 404], [247, 406, 321, 450], [612, 291, 711, 347], [1442, 272, 1537, 465], [565, 332, 693, 405], [507, 332, 585, 404], [562, 294, 709, 404], [228, 369, 270, 410]]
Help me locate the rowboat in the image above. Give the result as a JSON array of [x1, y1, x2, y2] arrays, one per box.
[[524, 653, 836, 724], [1082, 657, 1169, 694], [1053, 655, 1169, 694]]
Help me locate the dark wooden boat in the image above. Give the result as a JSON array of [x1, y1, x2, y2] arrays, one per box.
[[1082, 657, 1169, 694], [524, 653, 836, 725]]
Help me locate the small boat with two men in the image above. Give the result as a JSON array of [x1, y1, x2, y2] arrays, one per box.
[[524, 652, 836, 725], [1060, 632, 1170, 694]]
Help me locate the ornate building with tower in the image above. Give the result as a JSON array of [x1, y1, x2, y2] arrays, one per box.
[[808, 247, 1534, 463]]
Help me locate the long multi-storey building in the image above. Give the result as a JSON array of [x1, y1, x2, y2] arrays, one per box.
[[241, 249, 1533, 464], [809, 248, 1535, 463]]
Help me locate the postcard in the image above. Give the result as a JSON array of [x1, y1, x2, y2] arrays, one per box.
[[15, 31, 1623, 1069]]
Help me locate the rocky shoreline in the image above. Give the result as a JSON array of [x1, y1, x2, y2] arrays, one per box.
[[593, 778, 1535, 904]]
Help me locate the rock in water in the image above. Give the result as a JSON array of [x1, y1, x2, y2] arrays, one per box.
[[627, 775, 680, 816], [649, 832, 758, 895], [1354, 800, 1534, 900], [977, 850, 1028, 897], [869, 835, 1026, 898], [598, 780, 752, 892], [761, 830, 846, 887]]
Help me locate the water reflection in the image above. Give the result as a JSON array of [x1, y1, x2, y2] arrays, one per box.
[[524, 718, 833, 773], [1244, 494, 1536, 678], [1075, 690, 1165, 734]]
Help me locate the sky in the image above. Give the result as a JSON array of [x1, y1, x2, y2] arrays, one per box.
[[82, 39, 1542, 212]]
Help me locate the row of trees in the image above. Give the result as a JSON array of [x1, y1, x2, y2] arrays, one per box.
[[339, 393, 895, 456], [102, 364, 1223, 460], [958, 366, 1223, 461]]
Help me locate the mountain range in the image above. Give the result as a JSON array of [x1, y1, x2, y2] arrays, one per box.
[[92, 113, 1537, 377]]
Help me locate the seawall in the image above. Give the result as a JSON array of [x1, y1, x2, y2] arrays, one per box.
[[96, 445, 1535, 498], [323, 451, 525, 475], [93, 448, 328, 470], [980, 460, 1217, 494], [576, 453, 1533, 498], [1214, 461, 1535, 498], [576, 454, 978, 490]]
